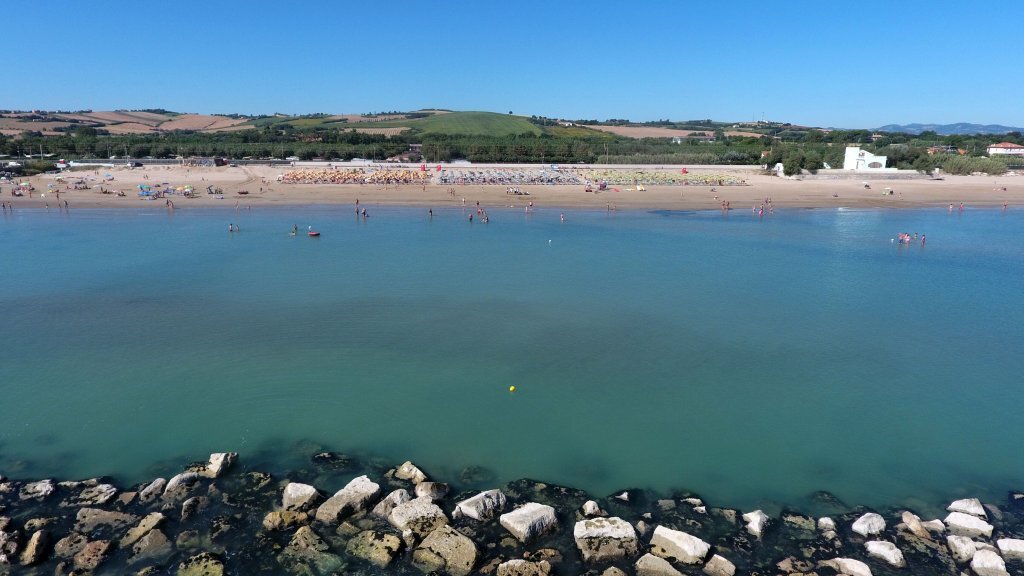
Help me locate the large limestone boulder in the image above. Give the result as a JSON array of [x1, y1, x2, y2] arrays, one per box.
[[944, 511, 994, 538], [573, 516, 638, 563], [282, 482, 321, 512], [53, 532, 88, 559], [315, 475, 381, 524], [412, 524, 477, 576], [742, 510, 769, 538], [496, 558, 552, 576], [947, 534, 977, 563], [164, 472, 201, 494], [119, 512, 165, 548], [971, 549, 1009, 576], [851, 512, 885, 537], [60, 483, 118, 507], [373, 488, 412, 519], [415, 482, 449, 501], [703, 554, 736, 576], [128, 528, 173, 566], [453, 489, 506, 521], [74, 507, 139, 532], [19, 479, 55, 501], [865, 540, 905, 567], [819, 557, 872, 576], [947, 497, 986, 518], [499, 502, 557, 543], [649, 525, 710, 565], [389, 496, 448, 538], [190, 452, 237, 479], [279, 525, 344, 574], [345, 529, 402, 568], [18, 530, 48, 566], [395, 461, 428, 484], [138, 478, 166, 504], [635, 553, 684, 576], [997, 538, 1024, 560], [74, 539, 112, 571], [899, 510, 930, 538]]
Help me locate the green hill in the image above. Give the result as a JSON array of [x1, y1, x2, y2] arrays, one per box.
[[339, 111, 544, 136]]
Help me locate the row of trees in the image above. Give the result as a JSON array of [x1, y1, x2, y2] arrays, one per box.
[[761, 143, 1016, 176], [3, 124, 1021, 174]]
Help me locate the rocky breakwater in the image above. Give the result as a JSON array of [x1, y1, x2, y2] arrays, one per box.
[[1, 451, 1024, 575]]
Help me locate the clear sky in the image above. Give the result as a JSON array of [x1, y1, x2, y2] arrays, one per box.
[[7, 1, 1023, 128]]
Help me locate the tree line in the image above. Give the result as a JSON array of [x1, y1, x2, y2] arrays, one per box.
[[3, 124, 1022, 176]]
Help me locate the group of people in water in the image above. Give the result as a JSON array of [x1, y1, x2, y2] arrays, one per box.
[[895, 232, 925, 246]]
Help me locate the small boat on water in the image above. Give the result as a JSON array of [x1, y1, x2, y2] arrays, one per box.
[[307, 226, 320, 237]]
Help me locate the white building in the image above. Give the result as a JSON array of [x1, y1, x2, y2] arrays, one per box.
[[843, 146, 894, 171], [986, 142, 1024, 156]]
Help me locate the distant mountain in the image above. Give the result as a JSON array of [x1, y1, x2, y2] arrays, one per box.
[[876, 123, 1024, 135]]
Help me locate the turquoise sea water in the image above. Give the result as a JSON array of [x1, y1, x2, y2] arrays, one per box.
[[1, 204, 1022, 512]]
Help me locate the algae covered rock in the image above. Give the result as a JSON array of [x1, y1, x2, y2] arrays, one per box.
[[345, 529, 402, 568], [496, 558, 552, 576], [573, 516, 638, 563], [389, 496, 448, 538], [278, 525, 344, 574], [178, 552, 225, 576], [262, 510, 309, 531], [412, 524, 477, 576]]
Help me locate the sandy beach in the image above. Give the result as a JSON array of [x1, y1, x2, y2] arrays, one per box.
[[6, 164, 1022, 211]]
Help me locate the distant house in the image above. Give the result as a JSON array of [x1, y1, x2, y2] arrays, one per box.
[[986, 142, 1024, 156], [843, 146, 895, 171], [927, 145, 966, 155]]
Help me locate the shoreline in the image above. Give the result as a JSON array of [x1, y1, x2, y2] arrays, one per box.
[[4, 165, 1021, 212], [1, 448, 1021, 575]]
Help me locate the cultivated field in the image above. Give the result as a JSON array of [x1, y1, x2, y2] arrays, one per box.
[[588, 125, 763, 138], [159, 114, 249, 131]]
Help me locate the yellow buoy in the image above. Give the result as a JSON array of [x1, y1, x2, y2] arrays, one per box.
[[509, 385, 516, 393]]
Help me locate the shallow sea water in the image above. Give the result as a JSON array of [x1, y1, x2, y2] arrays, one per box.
[[1, 204, 1021, 513]]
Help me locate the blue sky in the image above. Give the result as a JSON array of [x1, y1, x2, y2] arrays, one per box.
[[7, 1, 1023, 128]]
